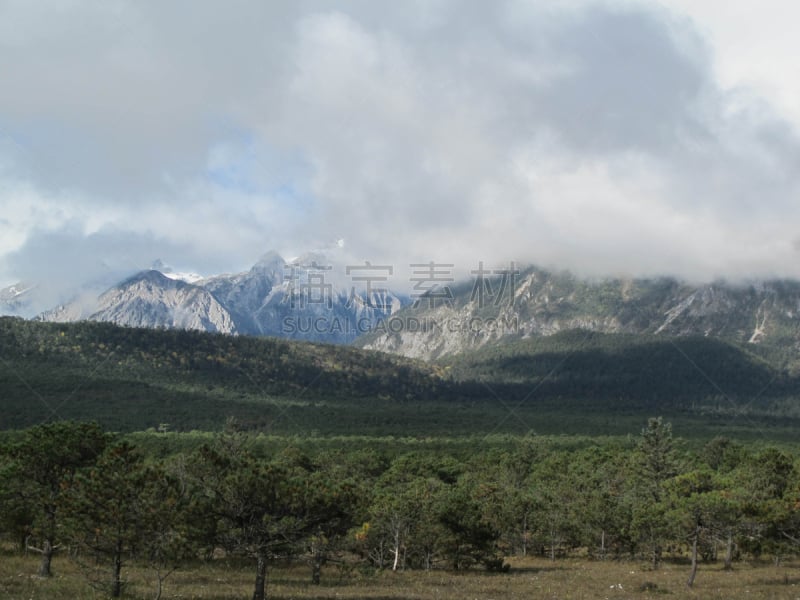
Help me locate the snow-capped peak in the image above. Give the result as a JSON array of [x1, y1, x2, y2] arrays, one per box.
[[162, 271, 205, 284], [150, 259, 204, 284]]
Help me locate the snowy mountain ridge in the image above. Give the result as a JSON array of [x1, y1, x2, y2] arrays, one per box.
[[36, 252, 405, 343], [8, 256, 800, 369]]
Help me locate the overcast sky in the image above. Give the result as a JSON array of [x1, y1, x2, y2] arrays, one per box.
[[2, 0, 800, 299]]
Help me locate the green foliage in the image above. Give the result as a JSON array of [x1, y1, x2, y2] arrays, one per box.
[[702, 436, 746, 473], [630, 417, 681, 569], [0, 420, 798, 599], [0, 317, 444, 433], [63, 442, 187, 597], [636, 417, 680, 500], [436, 474, 504, 570], [440, 329, 790, 405], [185, 432, 357, 600], [2, 318, 800, 440], [357, 453, 463, 571], [0, 421, 109, 576]]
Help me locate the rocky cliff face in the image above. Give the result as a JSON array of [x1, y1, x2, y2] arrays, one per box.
[[41, 270, 238, 334], [30, 259, 800, 361], [37, 253, 404, 343], [357, 267, 800, 362]]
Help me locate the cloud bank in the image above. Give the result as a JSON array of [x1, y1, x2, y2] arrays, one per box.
[[2, 0, 799, 302]]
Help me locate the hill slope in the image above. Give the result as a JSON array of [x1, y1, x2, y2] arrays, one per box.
[[0, 317, 441, 432], [1, 318, 799, 438], [440, 329, 792, 411]]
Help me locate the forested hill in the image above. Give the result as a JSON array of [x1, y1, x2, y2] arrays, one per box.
[[0, 317, 444, 431], [1, 317, 799, 437], [439, 329, 798, 413]]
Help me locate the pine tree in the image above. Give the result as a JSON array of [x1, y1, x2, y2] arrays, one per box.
[[64, 442, 186, 598], [631, 417, 679, 569], [0, 422, 108, 577]]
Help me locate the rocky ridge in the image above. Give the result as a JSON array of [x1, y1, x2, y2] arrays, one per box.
[[357, 267, 800, 366]]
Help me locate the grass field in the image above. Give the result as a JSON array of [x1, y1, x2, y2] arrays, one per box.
[[2, 552, 799, 600]]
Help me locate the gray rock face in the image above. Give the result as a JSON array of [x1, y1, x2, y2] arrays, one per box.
[[41, 271, 237, 334], [358, 267, 800, 362], [31, 258, 800, 360], [37, 253, 404, 343]]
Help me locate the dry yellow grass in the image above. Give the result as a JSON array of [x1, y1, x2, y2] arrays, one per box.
[[1, 553, 798, 599]]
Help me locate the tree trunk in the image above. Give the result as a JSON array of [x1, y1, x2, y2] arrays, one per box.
[[391, 529, 401, 571], [723, 529, 734, 571], [154, 571, 164, 600], [310, 540, 323, 585], [370, 539, 387, 569], [252, 552, 268, 600], [152, 564, 176, 600], [37, 539, 54, 577], [311, 555, 322, 585], [650, 532, 661, 571], [651, 539, 661, 571], [521, 514, 528, 557], [687, 527, 699, 588], [111, 541, 123, 598], [378, 540, 386, 569], [600, 530, 606, 560]]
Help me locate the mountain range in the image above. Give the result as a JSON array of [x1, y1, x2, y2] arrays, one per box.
[[359, 267, 800, 370], [4, 256, 800, 370], [31, 252, 403, 344]]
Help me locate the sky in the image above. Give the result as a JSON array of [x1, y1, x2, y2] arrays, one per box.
[[2, 0, 800, 306]]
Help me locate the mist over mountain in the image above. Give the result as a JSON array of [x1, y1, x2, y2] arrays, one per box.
[[42, 270, 237, 333], [0, 282, 37, 317]]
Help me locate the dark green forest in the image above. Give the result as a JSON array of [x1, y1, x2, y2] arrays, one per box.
[[2, 318, 800, 439]]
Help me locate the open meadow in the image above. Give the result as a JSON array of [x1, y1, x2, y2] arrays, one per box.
[[2, 551, 799, 600]]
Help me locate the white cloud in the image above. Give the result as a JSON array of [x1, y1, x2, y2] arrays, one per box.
[[1, 0, 799, 297], [661, 0, 800, 129]]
